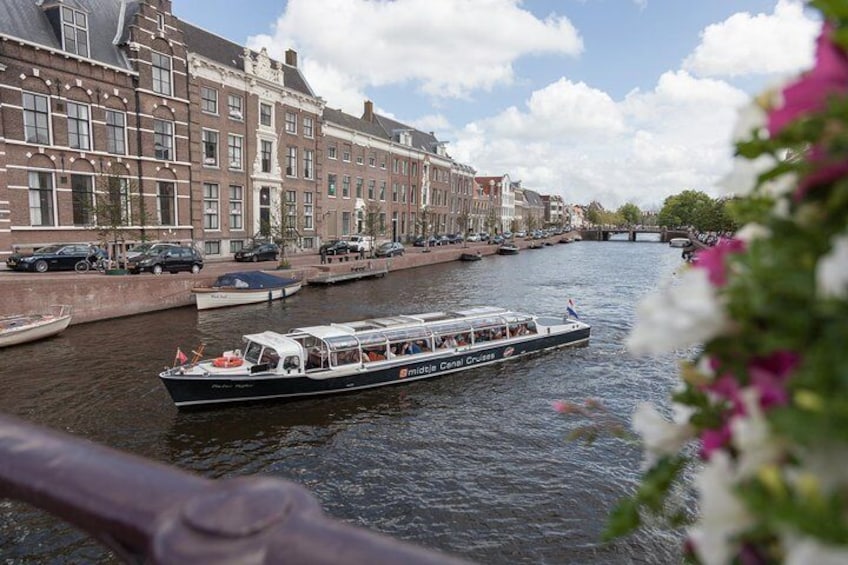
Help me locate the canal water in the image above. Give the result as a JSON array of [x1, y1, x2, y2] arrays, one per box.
[[0, 238, 688, 564]]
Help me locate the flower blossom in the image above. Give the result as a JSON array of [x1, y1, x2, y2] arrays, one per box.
[[732, 389, 784, 479], [768, 23, 848, 136], [694, 238, 745, 287], [816, 233, 848, 299], [627, 267, 728, 355], [688, 452, 752, 565], [748, 350, 800, 409], [631, 402, 694, 468]]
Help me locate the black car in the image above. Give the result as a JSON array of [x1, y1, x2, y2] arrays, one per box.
[[234, 242, 279, 262], [374, 241, 404, 257], [6, 243, 97, 272], [124, 242, 179, 262], [128, 246, 204, 275], [319, 240, 349, 255], [413, 236, 439, 247]]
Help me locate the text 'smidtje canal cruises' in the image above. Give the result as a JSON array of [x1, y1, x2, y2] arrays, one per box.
[[160, 306, 591, 408]]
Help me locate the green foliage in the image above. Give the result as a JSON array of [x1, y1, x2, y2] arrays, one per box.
[[617, 202, 642, 225]]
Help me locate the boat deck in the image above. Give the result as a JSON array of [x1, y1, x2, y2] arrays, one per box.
[[307, 266, 388, 285]]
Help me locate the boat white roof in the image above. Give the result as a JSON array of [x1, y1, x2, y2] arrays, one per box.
[[289, 307, 517, 340], [244, 331, 295, 350]]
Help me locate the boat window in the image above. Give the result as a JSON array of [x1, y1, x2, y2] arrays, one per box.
[[259, 348, 280, 369], [243, 341, 263, 363], [331, 347, 363, 367], [509, 321, 536, 337], [325, 335, 360, 350], [283, 356, 300, 370], [429, 321, 472, 335], [382, 327, 431, 342], [357, 332, 389, 346]]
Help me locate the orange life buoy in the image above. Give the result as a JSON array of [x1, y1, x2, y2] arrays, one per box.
[[213, 356, 243, 368]]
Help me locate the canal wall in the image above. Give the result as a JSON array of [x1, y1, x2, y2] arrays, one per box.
[[0, 244, 502, 325]]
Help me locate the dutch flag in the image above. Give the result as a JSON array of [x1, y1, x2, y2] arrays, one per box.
[[566, 299, 579, 319]]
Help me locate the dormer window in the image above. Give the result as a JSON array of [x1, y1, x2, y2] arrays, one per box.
[[61, 6, 89, 58]]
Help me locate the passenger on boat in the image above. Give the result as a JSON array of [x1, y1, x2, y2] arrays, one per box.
[[408, 341, 422, 354], [441, 335, 458, 348], [367, 350, 386, 362]]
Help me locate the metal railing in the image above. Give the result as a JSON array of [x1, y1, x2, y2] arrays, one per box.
[[0, 413, 471, 564]]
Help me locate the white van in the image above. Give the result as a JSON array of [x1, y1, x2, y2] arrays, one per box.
[[345, 235, 373, 253]]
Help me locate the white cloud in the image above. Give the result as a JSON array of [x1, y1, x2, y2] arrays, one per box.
[[683, 0, 819, 78], [248, 0, 583, 109]]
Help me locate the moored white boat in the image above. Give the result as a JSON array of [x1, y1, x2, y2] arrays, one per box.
[[160, 306, 590, 408], [669, 237, 690, 248], [0, 305, 72, 347], [497, 243, 519, 255], [192, 271, 302, 310]]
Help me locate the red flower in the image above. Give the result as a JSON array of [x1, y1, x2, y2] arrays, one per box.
[[768, 23, 848, 136], [695, 238, 745, 287], [748, 350, 801, 410]]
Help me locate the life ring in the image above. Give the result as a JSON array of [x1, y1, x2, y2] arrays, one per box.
[[213, 356, 243, 368]]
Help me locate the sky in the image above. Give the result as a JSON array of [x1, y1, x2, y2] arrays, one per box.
[[172, 0, 821, 210]]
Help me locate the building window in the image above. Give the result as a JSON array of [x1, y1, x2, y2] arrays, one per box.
[[157, 181, 175, 225], [304, 192, 313, 229], [327, 174, 337, 197], [230, 240, 244, 253], [356, 156, 363, 166], [401, 184, 407, 204], [285, 111, 296, 134], [204, 241, 220, 255], [303, 116, 313, 138], [156, 13, 165, 32], [286, 146, 297, 177], [228, 94, 243, 120], [342, 212, 351, 236], [368, 179, 375, 200], [342, 144, 351, 162], [303, 149, 314, 179], [259, 102, 272, 127], [259, 187, 271, 236], [392, 182, 398, 202], [151, 51, 172, 96], [200, 86, 218, 114], [227, 134, 242, 169], [327, 145, 337, 160], [28, 171, 54, 226], [66, 101, 90, 150], [380, 212, 386, 232], [71, 174, 93, 226], [355, 177, 363, 199], [342, 175, 350, 198], [380, 181, 386, 201], [261, 140, 272, 173], [369, 153, 376, 167], [105, 110, 126, 154], [302, 237, 314, 249], [202, 130, 218, 166], [61, 6, 89, 58], [203, 183, 219, 230], [107, 176, 130, 225], [22, 92, 50, 144], [285, 190, 297, 235], [154, 119, 173, 160], [229, 185, 243, 230]]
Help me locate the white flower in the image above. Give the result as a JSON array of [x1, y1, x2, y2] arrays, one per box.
[[784, 534, 848, 565], [816, 234, 848, 299], [689, 452, 752, 565], [627, 268, 728, 355], [632, 402, 694, 468], [731, 389, 783, 478], [718, 153, 777, 197], [735, 223, 771, 243]]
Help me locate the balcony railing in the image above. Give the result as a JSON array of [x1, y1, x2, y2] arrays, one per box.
[[0, 413, 470, 564]]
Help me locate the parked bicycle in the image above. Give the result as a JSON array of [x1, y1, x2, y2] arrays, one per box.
[[74, 248, 110, 273]]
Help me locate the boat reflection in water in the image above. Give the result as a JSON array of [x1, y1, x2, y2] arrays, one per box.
[[161, 306, 590, 408]]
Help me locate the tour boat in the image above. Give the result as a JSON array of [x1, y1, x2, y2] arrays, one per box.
[[459, 252, 482, 262], [160, 306, 590, 408], [191, 271, 302, 310], [669, 237, 691, 248], [0, 305, 72, 348]]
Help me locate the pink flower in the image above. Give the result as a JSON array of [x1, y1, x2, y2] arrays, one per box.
[[552, 400, 582, 414], [768, 23, 848, 136], [748, 350, 801, 410], [695, 238, 746, 287], [700, 424, 732, 460]]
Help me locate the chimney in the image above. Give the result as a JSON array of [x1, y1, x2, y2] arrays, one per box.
[[363, 100, 374, 122], [285, 49, 298, 68]]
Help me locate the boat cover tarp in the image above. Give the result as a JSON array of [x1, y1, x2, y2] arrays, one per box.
[[212, 272, 298, 289]]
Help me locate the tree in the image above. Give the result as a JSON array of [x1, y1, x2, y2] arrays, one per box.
[[363, 201, 383, 257], [484, 205, 500, 235], [584, 201, 605, 225], [617, 202, 642, 225], [86, 174, 144, 269], [265, 193, 302, 269], [456, 204, 471, 237], [657, 190, 714, 229]]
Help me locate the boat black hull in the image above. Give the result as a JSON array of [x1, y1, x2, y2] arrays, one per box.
[[161, 327, 590, 408]]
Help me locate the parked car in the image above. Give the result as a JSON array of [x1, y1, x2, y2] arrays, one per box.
[[491, 235, 505, 245], [374, 241, 405, 257], [447, 233, 464, 244], [234, 242, 279, 262], [6, 243, 98, 273], [319, 240, 350, 255], [124, 242, 179, 262], [466, 233, 481, 242], [413, 236, 439, 247], [128, 246, 204, 275], [344, 235, 373, 253]]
